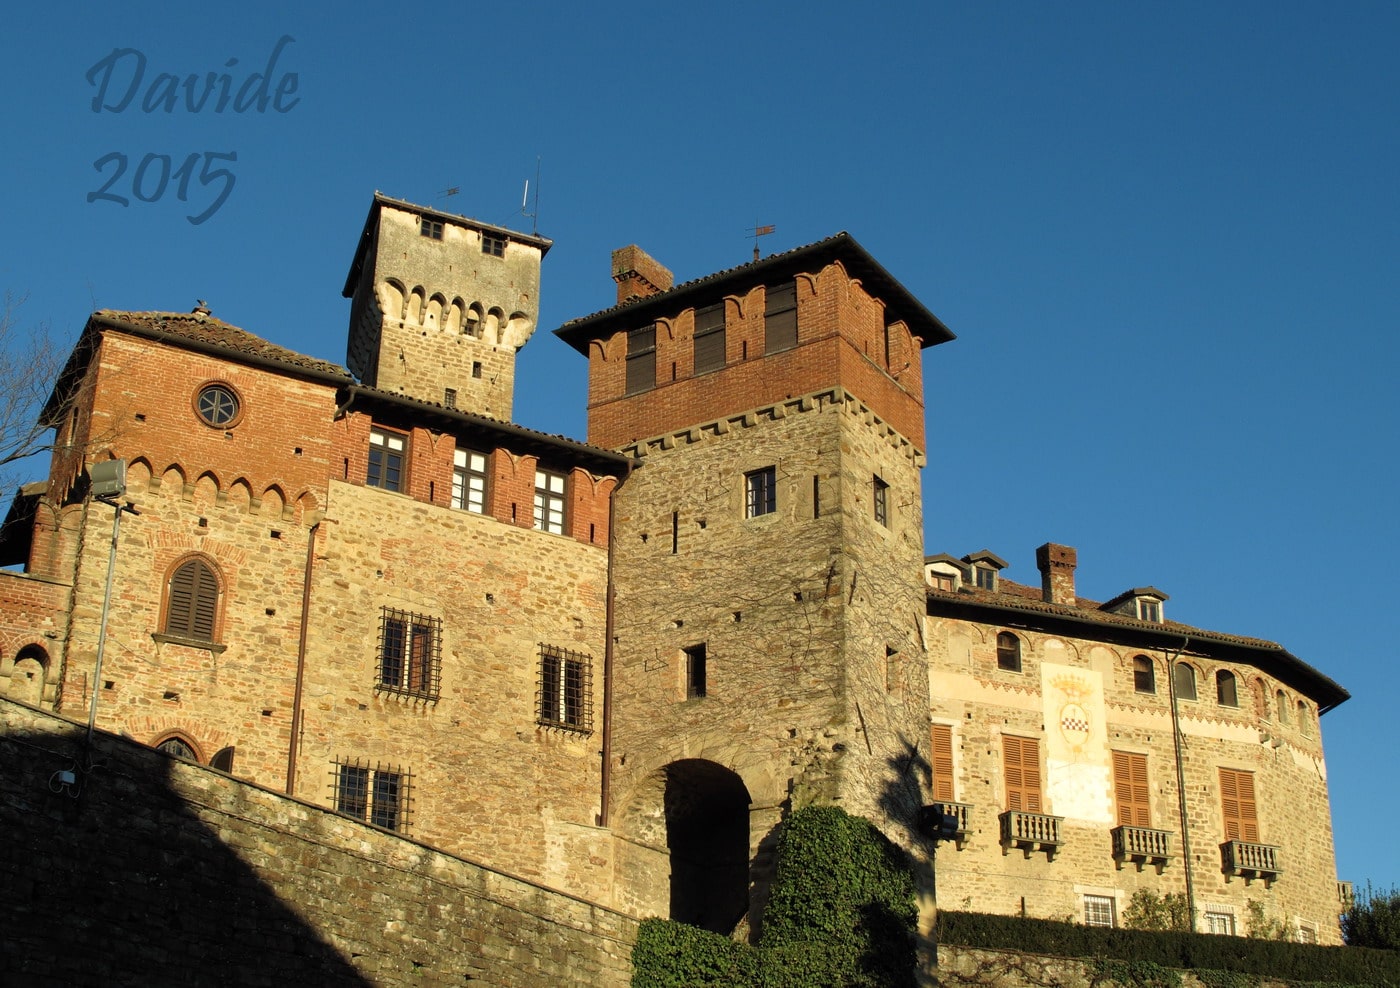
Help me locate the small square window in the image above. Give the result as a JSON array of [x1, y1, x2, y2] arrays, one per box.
[[534, 468, 567, 534], [482, 233, 506, 257], [1084, 895, 1116, 928], [539, 644, 592, 733], [1204, 910, 1236, 936], [684, 644, 707, 699], [333, 759, 410, 832], [873, 475, 889, 527], [420, 219, 443, 240], [367, 428, 406, 492], [746, 466, 776, 518]]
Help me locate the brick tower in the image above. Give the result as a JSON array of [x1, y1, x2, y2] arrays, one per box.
[[556, 236, 954, 932], [343, 193, 551, 419]]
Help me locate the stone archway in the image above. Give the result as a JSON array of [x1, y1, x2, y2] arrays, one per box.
[[663, 759, 751, 934], [7, 644, 48, 706]]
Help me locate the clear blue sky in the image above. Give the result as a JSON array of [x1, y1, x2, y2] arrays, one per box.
[[3, 2, 1396, 896]]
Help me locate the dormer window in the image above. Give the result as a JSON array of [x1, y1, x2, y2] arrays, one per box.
[[962, 550, 1007, 592], [929, 572, 955, 592], [1137, 598, 1162, 623], [975, 566, 997, 591]]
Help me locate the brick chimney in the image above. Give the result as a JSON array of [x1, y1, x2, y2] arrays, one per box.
[[1035, 542, 1077, 605], [612, 245, 673, 304]]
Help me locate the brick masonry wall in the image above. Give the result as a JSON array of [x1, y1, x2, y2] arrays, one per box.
[[927, 616, 1344, 943], [584, 261, 927, 450], [0, 697, 637, 987], [0, 570, 69, 706]]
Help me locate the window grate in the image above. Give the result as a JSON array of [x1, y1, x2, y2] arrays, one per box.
[[375, 608, 441, 701], [537, 643, 593, 733], [330, 757, 412, 832], [1084, 895, 1116, 928]]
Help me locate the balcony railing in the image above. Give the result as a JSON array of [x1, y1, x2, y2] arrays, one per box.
[[1221, 840, 1282, 886], [1111, 825, 1173, 873], [931, 801, 973, 849], [999, 810, 1063, 860]]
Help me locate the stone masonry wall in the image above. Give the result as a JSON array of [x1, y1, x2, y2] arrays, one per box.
[[928, 616, 1344, 943], [1, 697, 637, 987]]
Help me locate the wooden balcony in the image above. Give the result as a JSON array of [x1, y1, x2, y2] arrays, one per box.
[[999, 810, 1063, 860], [1111, 825, 1173, 873], [1221, 840, 1282, 886]]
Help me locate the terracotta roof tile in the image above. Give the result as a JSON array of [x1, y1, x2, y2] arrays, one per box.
[[94, 310, 350, 379]]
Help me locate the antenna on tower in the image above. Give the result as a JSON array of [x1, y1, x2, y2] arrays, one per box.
[[520, 157, 542, 236], [439, 186, 461, 201], [751, 223, 775, 261]]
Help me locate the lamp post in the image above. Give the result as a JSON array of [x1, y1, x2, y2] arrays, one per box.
[[85, 459, 133, 747]]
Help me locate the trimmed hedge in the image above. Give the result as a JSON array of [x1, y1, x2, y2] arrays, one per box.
[[937, 910, 1400, 987], [630, 806, 918, 988]]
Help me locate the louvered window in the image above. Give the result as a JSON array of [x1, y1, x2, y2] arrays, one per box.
[[1219, 767, 1259, 843], [931, 724, 955, 802], [1133, 655, 1156, 694], [765, 282, 797, 353], [1002, 735, 1042, 813], [1112, 751, 1151, 827], [165, 558, 220, 641], [626, 324, 656, 394], [693, 303, 726, 375]]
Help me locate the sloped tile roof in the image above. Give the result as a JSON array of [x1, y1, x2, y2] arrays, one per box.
[[92, 310, 350, 378]]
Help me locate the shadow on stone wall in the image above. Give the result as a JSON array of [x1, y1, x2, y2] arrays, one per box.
[[2, 711, 373, 987]]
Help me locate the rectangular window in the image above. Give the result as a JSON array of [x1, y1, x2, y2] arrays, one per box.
[[333, 758, 410, 832], [420, 219, 443, 240], [873, 475, 889, 527], [765, 281, 797, 353], [453, 449, 488, 514], [975, 566, 997, 590], [1137, 598, 1162, 622], [1204, 910, 1236, 936], [538, 644, 592, 732], [930, 573, 955, 591], [482, 232, 505, 256], [376, 608, 441, 700], [1084, 895, 1116, 928], [534, 468, 567, 534], [1002, 735, 1042, 813], [1219, 767, 1259, 843], [931, 723, 955, 802], [1112, 751, 1151, 827], [693, 303, 726, 375], [626, 324, 657, 394], [367, 428, 406, 492], [745, 466, 776, 518], [685, 643, 707, 699]]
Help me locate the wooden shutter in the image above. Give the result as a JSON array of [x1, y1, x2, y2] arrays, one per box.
[[1220, 768, 1259, 842], [693, 303, 726, 374], [1002, 736, 1042, 812], [931, 724, 954, 802], [166, 559, 217, 640], [764, 282, 797, 353], [1112, 751, 1151, 827], [625, 324, 656, 394]]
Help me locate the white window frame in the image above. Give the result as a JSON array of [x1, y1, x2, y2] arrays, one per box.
[[534, 468, 567, 534], [453, 449, 488, 514]]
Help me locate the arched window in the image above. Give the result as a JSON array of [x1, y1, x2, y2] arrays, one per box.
[[1172, 662, 1197, 701], [1297, 701, 1312, 737], [211, 746, 236, 772], [1276, 690, 1290, 724], [164, 557, 221, 642], [154, 733, 202, 762], [1216, 670, 1239, 707], [1132, 655, 1156, 694], [7, 644, 49, 705], [996, 632, 1021, 672]]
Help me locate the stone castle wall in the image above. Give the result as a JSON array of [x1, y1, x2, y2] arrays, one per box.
[[0, 697, 637, 987]]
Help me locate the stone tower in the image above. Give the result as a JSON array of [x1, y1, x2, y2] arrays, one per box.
[[343, 193, 551, 419], [556, 236, 954, 931]]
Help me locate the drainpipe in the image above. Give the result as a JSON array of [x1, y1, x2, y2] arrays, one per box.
[[286, 520, 320, 794], [597, 462, 634, 827], [1166, 636, 1196, 930]]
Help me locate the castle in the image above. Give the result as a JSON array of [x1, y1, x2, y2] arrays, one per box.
[[0, 193, 1350, 963]]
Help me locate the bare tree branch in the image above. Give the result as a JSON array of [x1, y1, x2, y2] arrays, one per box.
[[0, 293, 66, 506]]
